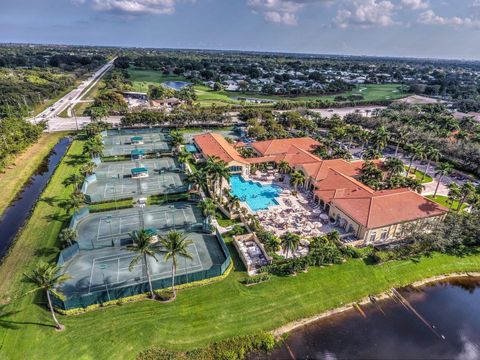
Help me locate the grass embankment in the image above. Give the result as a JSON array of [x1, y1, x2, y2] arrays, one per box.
[[427, 195, 468, 211], [1, 138, 480, 359], [0, 132, 68, 216], [128, 69, 186, 93]]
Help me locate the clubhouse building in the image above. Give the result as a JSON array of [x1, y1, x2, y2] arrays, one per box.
[[193, 133, 449, 246]]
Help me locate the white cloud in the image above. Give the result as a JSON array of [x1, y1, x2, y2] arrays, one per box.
[[334, 0, 397, 28], [418, 9, 480, 28], [400, 0, 429, 10], [247, 0, 331, 26], [79, 0, 186, 15]]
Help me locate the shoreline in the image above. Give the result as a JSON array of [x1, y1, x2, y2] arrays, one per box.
[[272, 271, 480, 337]]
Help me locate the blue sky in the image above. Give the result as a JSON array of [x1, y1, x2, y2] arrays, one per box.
[[1, 0, 480, 59]]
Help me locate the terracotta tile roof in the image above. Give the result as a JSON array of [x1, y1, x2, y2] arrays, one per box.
[[314, 169, 374, 203], [252, 137, 321, 156], [194, 133, 248, 164], [332, 189, 448, 229]]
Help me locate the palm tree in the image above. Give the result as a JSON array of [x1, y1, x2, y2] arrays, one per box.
[[198, 198, 216, 230], [278, 160, 291, 175], [458, 182, 476, 211], [422, 146, 441, 182], [64, 173, 84, 191], [24, 262, 70, 330], [83, 135, 104, 159], [229, 195, 241, 214], [160, 230, 193, 300], [290, 170, 305, 192], [65, 192, 84, 213], [80, 161, 96, 177], [447, 183, 461, 210], [126, 230, 159, 299], [58, 228, 77, 248], [169, 130, 185, 150], [373, 125, 390, 152], [384, 157, 404, 179], [433, 162, 453, 198], [394, 128, 410, 157], [406, 143, 425, 175], [206, 158, 230, 200], [281, 233, 301, 259], [185, 170, 207, 193], [177, 149, 193, 171]]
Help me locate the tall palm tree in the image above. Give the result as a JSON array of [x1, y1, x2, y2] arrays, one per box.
[[169, 130, 185, 150], [58, 228, 77, 248], [185, 170, 207, 193], [458, 182, 476, 211], [160, 231, 193, 300], [394, 128, 410, 157], [447, 183, 462, 210], [207, 158, 230, 200], [177, 149, 193, 171], [126, 230, 159, 299], [198, 198, 216, 230], [83, 135, 104, 159], [433, 162, 453, 198], [373, 125, 390, 152], [229, 195, 241, 214], [406, 143, 425, 175], [384, 157, 404, 179], [65, 173, 84, 191], [80, 161, 96, 177], [24, 262, 70, 330], [65, 192, 84, 214], [290, 170, 305, 192], [422, 146, 441, 182], [281, 233, 301, 259], [278, 160, 291, 174], [205, 156, 221, 194]]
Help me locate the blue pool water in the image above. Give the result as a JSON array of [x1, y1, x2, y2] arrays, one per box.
[[163, 81, 191, 90], [230, 175, 282, 212], [185, 144, 198, 153]]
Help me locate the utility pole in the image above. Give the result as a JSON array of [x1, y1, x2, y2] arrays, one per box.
[[73, 108, 79, 131]]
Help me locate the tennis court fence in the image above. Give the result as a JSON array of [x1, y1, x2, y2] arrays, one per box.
[[51, 230, 231, 311]]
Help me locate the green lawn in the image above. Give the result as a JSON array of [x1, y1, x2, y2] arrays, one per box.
[[0, 132, 68, 216], [126, 69, 408, 107], [427, 195, 468, 211], [128, 69, 187, 93], [2, 137, 480, 360], [405, 166, 433, 183]]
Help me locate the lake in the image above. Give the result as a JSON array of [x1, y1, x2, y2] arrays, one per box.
[[162, 81, 191, 90], [252, 277, 480, 359], [0, 138, 71, 261]]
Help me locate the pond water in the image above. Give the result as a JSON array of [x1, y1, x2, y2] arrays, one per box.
[[252, 277, 480, 360], [0, 138, 71, 261], [162, 81, 191, 90]]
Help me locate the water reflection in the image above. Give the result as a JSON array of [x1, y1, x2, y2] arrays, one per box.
[[254, 278, 480, 360], [0, 138, 71, 260]]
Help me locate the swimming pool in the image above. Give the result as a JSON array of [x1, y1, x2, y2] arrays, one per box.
[[185, 144, 198, 153], [230, 175, 282, 212]]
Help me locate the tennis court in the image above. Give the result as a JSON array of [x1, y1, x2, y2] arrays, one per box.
[[102, 129, 172, 157], [83, 158, 187, 203], [74, 202, 204, 249], [59, 231, 227, 297]]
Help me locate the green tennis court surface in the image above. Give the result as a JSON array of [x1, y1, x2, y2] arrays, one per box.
[[60, 232, 226, 297], [102, 129, 172, 157], [74, 202, 204, 249], [83, 158, 187, 203], [59, 201, 228, 298]]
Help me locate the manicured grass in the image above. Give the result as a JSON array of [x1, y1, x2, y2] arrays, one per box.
[[126, 68, 408, 107], [426, 195, 468, 211], [405, 166, 433, 183], [88, 199, 134, 212], [215, 209, 238, 227], [1, 137, 480, 359], [0, 132, 69, 216], [128, 69, 187, 93]]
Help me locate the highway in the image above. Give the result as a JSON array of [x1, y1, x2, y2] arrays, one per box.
[[30, 58, 116, 130]]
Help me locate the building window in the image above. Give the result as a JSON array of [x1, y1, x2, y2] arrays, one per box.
[[229, 166, 242, 173], [380, 230, 388, 242], [369, 232, 376, 243]]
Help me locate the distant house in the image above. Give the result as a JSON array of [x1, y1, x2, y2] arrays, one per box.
[[150, 98, 184, 108], [123, 91, 148, 100]]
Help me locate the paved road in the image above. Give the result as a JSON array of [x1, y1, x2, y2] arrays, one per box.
[[30, 58, 116, 125]]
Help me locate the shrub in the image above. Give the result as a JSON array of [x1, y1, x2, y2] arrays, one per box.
[[240, 273, 271, 285]]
